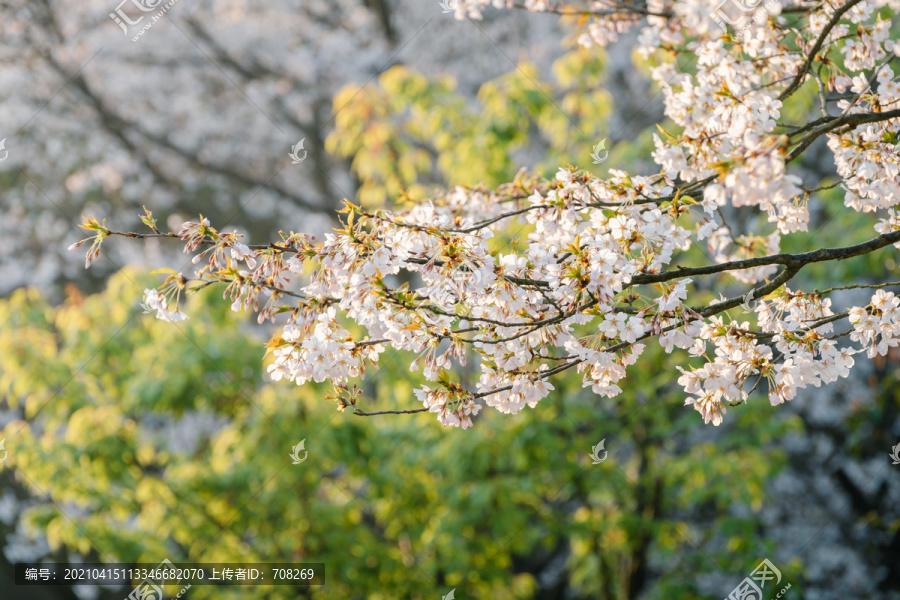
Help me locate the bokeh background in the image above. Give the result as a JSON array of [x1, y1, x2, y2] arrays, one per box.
[[1, 1, 899, 598]]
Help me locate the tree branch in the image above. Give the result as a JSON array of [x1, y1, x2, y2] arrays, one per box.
[[778, 0, 865, 102]]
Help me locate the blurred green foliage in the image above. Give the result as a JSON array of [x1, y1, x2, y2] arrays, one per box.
[[0, 271, 800, 598]]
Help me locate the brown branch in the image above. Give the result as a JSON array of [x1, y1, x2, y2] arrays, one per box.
[[510, 0, 671, 18], [777, 0, 865, 102], [103, 228, 900, 294], [472, 265, 800, 399], [787, 109, 900, 162], [631, 229, 900, 286], [353, 407, 428, 416]]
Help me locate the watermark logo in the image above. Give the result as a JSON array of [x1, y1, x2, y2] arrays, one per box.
[[0, 439, 7, 463], [110, 0, 180, 42], [289, 139, 307, 164], [438, 0, 458, 13], [590, 139, 609, 164], [109, 0, 161, 34], [127, 581, 163, 600], [125, 558, 191, 600], [442, 589, 456, 600], [290, 439, 308, 464], [126, 558, 171, 600], [890, 443, 900, 465], [712, 0, 780, 34], [0, 138, 8, 163], [740, 289, 761, 313], [590, 439, 608, 464], [725, 559, 790, 600]]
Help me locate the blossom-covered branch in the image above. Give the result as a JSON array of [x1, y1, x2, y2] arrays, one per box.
[[72, 0, 900, 429]]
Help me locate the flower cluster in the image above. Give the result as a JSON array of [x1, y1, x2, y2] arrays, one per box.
[[141, 289, 189, 322], [267, 307, 385, 385], [828, 66, 900, 216], [679, 288, 859, 424], [415, 386, 482, 429], [850, 290, 900, 358]]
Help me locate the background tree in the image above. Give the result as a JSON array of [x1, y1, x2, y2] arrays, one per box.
[[0, 270, 797, 599]]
